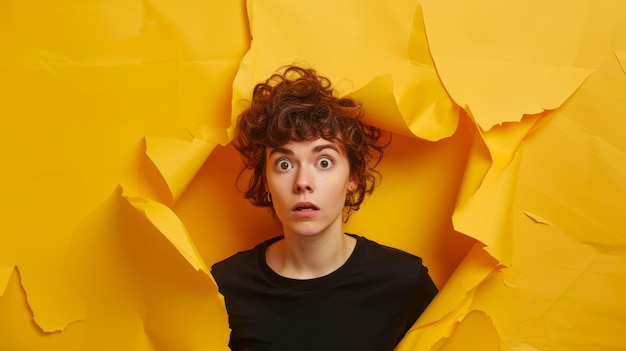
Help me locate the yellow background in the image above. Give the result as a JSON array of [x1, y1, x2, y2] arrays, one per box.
[[1, 0, 625, 350]]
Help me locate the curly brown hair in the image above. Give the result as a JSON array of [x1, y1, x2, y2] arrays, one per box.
[[233, 65, 388, 221]]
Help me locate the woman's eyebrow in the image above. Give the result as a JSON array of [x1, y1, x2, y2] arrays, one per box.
[[268, 147, 292, 157], [312, 144, 340, 154], [268, 143, 340, 157]]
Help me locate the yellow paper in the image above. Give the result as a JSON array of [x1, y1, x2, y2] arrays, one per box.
[[2, 0, 626, 350], [0, 266, 14, 297], [144, 137, 216, 205], [418, 0, 620, 130], [0, 268, 85, 350], [452, 115, 547, 265], [436, 311, 499, 351], [124, 195, 209, 273], [230, 0, 461, 142]]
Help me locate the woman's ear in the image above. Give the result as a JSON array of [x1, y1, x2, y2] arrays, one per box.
[[347, 176, 358, 192]]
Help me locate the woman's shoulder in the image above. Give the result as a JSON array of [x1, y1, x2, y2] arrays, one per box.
[[352, 234, 424, 262], [211, 236, 282, 279], [349, 233, 428, 278], [343, 234, 437, 300]]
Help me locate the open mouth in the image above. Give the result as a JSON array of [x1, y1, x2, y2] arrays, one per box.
[[292, 202, 319, 212]]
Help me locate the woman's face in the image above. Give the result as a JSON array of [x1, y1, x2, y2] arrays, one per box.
[[265, 138, 356, 238]]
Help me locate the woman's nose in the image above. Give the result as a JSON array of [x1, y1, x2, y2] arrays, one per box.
[[294, 168, 313, 193]]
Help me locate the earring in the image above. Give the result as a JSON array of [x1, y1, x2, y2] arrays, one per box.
[[266, 192, 272, 205]]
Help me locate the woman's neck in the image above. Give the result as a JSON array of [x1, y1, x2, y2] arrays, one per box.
[[266, 232, 356, 280]]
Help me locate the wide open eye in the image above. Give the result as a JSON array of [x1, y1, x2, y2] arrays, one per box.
[[275, 159, 292, 171], [317, 156, 334, 169]]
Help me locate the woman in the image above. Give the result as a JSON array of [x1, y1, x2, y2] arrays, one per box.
[[211, 65, 438, 351]]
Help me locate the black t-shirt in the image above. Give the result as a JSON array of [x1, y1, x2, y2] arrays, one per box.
[[211, 234, 438, 351]]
